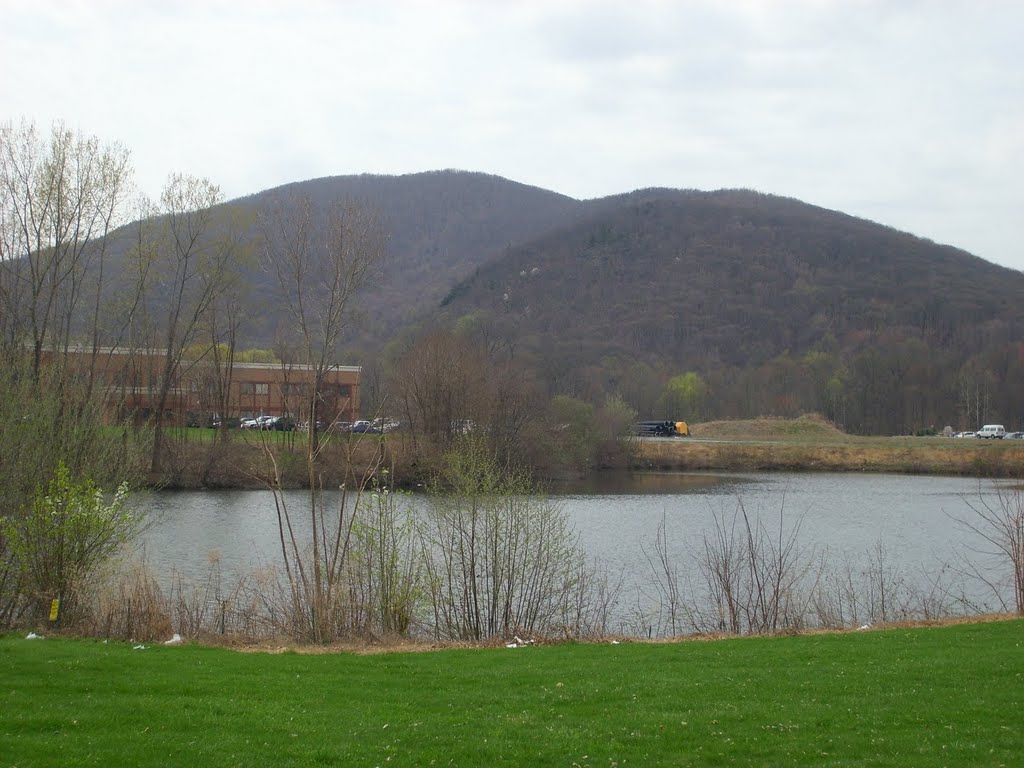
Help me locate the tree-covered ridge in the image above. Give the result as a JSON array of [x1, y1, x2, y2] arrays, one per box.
[[7, 113, 1020, 436], [236, 170, 583, 351], [433, 188, 1024, 434]]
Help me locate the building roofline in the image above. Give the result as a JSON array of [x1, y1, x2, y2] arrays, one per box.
[[62, 346, 361, 374]]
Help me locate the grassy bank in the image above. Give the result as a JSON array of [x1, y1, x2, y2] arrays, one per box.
[[152, 416, 1024, 488], [153, 429, 414, 489], [2, 619, 1021, 766], [637, 415, 1024, 477]]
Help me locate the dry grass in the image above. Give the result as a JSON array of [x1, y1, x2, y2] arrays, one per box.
[[642, 414, 1024, 476], [157, 431, 415, 489], [127, 611, 1022, 655], [691, 412, 846, 441]]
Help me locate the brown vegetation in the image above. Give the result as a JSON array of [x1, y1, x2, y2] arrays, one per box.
[[56, 546, 1024, 651], [153, 431, 410, 489], [638, 416, 1024, 477], [690, 413, 846, 440], [153, 413, 1024, 490]]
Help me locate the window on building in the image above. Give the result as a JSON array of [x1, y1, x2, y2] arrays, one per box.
[[240, 382, 269, 396], [337, 384, 352, 397]]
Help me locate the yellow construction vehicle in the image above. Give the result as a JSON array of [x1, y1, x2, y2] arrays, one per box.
[[636, 420, 689, 437]]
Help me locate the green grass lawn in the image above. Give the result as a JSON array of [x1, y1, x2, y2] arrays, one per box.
[[167, 427, 302, 445], [2, 620, 1021, 767]]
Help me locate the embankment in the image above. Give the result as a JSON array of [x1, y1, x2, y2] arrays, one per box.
[[152, 417, 1024, 489], [635, 417, 1024, 477]]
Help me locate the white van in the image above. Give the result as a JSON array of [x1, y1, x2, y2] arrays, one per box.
[[977, 424, 1006, 439]]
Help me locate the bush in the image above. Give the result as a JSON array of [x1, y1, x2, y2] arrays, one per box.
[[0, 357, 147, 627], [421, 436, 593, 640], [2, 463, 138, 625]]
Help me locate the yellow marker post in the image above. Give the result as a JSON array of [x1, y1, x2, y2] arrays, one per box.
[[49, 598, 60, 621]]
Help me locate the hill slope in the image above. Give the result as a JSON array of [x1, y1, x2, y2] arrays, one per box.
[[436, 187, 1024, 370], [66, 172, 1024, 432], [234, 170, 584, 351]]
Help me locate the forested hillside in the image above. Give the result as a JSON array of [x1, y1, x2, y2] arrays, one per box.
[[8, 148, 1020, 437], [234, 171, 583, 351], [429, 188, 1024, 434]]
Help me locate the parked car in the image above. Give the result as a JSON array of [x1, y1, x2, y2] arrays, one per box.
[[451, 419, 476, 435], [976, 424, 1006, 439], [264, 416, 295, 431], [953, 431, 976, 438], [1005, 431, 1024, 440], [350, 420, 379, 434], [241, 415, 275, 430]]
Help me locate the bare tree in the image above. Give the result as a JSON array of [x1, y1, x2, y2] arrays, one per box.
[[689, 501, 813, 635], [392, 330, 489, 448], [257, 192, 385, 642], [0, 120, 146, 627], [260, 193, 383, 449], [0, 119, 133, 374], [421, 437, 591, 641], [137, 173, 247, 472], [642, 514, 685, 636], [390, 328, 538, 468], [198, 256, 249, 440], [955, 484, 1024, 615]]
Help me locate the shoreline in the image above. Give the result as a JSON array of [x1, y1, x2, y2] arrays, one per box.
[[633, 435, 1024, 478], [148, 427, 1024, 491]]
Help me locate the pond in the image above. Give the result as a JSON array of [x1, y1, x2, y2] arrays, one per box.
[[137, 471, 1018, 635]]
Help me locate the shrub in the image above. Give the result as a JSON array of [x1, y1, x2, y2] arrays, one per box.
[[2, 463, 138, 626], [421, 436, 592, 640]]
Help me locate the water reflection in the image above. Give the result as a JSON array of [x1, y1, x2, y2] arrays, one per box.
[[546, 470, 754, 496]]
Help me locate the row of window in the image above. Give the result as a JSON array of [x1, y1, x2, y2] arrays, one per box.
[[238, 382, 352, 397]]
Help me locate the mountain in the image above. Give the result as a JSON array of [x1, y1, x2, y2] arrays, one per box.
[[435, 187, 1024, 369], [81, 170, 1024, 432], [412, 185, 1024, 433], [233, 171, 584, 352]]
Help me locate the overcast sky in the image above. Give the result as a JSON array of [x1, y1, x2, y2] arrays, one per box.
[[3, 0, 1022, 270]]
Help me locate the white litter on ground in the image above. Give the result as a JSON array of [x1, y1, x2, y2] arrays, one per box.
[[25, 632, 43, 640], [506, 635, 536, 648], [163, 633, 182, 645], [133, 644, 146, 650]]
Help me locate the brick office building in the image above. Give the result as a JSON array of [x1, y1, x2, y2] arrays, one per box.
[[224, 360, 360, 426], [58, 348, 360, 427]]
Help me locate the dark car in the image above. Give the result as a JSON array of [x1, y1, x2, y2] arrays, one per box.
[[256, 416, 295, 431], [268, 416, 295, 432]]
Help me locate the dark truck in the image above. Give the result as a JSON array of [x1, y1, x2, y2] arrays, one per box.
[[635, 420, 689, 437]]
